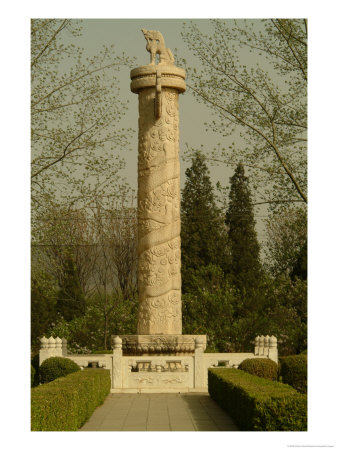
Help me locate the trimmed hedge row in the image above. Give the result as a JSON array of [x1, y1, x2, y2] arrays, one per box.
[[31, 369, 111, 431], [279, 354, 307, 394], [208, 368, 307, 431], [238, 358, 278, 380]]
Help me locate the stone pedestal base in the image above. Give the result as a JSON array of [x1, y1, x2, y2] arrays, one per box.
[[112, 334, 207, 356]]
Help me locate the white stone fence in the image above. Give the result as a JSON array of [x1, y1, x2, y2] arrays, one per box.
[[254, 335, 278, 360], [39, 335, 278, 393], [39, 336, 68, 364]]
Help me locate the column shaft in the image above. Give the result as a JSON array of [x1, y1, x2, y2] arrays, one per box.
[[137, 86, 182, 334]]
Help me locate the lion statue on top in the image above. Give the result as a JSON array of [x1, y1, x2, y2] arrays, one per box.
[[141, 29, 175, 65]]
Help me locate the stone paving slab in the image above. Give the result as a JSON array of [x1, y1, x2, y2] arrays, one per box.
[[80, 393, 238, 431]]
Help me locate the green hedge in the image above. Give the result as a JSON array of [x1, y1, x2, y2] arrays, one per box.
[[31, 365, 36, 387], [31, 369, 111, 431], [238, 358, 278, 380], [208, 368, 307, 431], [39, 357, 81, 384], [279, 354, 307, 394]]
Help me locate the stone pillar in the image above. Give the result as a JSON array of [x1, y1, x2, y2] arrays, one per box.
[[194, 336, 206, 390], [112, 336, 123, 389], [258, 335, 265, 356], [254, 336, 259, 355], [39, 336, 49, 365], [268, 335, 278, 363], [264, 335, 270, 356], [39, 335, 63, 365], [130, 31, 186, 335], [62, 338, 68, 356]]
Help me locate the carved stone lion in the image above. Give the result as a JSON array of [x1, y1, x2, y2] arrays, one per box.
[[141, 29, 175, 65]]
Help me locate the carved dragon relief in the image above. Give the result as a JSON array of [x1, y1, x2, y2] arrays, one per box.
[[138, 291, 181, 329], [138, 89, 178, 170], [138, 237, 181, 287], [136, 32, 182, 334]]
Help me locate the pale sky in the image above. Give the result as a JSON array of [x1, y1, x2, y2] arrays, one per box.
[[60, 19, 270, 240], [61, 19, 236, 190]]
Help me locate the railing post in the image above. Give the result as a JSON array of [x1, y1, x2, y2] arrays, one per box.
[[194, 336, 205, 390], [55, 337, 63, 357], [39, 336, 49, 366], [112, 336, 123, 389], [62, 338, 68, 356], [264, 335, 270, 356], [258, 335, 265, 356], [268, 335, 278, 363]]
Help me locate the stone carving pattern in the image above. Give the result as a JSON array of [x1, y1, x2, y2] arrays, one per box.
[[137, 88, 182, 334], [133, 376, 183, 384], [135, 376, 154, 384]]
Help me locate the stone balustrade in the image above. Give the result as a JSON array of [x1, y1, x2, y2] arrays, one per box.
[[39, 336, 67, 365], [254, 335, 278, 362], [39, 334, 278, 392]]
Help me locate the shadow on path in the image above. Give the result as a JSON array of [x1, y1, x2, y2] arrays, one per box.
[[180, 393, 238, 431]]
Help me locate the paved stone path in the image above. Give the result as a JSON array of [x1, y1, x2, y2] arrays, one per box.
[[80, 393, 238, 431]]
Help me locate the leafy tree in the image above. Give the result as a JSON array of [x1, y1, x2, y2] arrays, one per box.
[[291, 239, 307, 281], [31, 19, 135, 213], [263, 276, 307, 355], [180, 19, 307, 207], [32, 203, 98, 297], [31, 272, 57, 352], [181, 151, 229, 291], [47, 295, 137, 353], [90, 202, 138, 348], [264, 206, 307, 277], [223, 274, 307, 354], [56, 253, 86, 321], [182, 265, 238, 352], [226, 163, 261, 291], [32, 199, 138, 349]]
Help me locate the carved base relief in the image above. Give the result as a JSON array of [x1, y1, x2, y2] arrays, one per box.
[[116, 334, 207, 356]]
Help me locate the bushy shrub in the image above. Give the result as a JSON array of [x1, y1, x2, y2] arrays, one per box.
[[31, 365, 36, 387], [31, 369, 111, 431], [40, 357, 80, 384], [238, 358, 278, 380], [208, 368, 307, 431], [279, 354, 307, 393], [46, 296, 138, 354]]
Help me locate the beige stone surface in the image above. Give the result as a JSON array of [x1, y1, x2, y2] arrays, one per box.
[[131, 30, 186, 335], [80, 393, 239, 431]]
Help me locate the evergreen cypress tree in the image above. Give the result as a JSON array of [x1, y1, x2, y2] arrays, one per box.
[[225, 163, 261, 291], [31, 275, 56, 349], [56, 253, 86, 321], [181, 152, 229, 291]]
